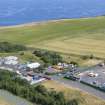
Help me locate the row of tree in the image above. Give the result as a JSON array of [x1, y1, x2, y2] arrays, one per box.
[[33, 49, 63, 66], [0, 70, 78, 105], [0, 42, 27, 52]]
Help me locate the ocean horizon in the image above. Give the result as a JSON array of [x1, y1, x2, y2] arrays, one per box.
[[0, 0, 105, 26]]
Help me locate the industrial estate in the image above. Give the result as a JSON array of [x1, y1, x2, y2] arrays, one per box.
[[1, 55, 105, 91]]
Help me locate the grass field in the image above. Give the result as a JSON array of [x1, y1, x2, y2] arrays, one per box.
[[0, 16, 105, 59], [42, 80, 105, 105]]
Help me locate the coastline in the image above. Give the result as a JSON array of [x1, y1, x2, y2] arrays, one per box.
[[0, 16, 104, 29]]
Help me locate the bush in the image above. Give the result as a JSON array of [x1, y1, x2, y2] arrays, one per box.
[[0, 42, 27, 52], [81, 55, 89, 60], [89, 54, 94, 59], [70, 61, 78, 66]]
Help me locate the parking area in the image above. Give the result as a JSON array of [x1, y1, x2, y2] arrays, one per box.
[[79, 65, 105, 88]]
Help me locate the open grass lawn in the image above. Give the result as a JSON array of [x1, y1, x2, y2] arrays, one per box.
[[42, 80, 105, 105]]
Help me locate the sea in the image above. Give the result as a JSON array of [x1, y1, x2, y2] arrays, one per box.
[[0, 0, 105, 26]]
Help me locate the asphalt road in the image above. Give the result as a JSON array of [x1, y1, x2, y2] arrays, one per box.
[[51, 75, 105, 100]]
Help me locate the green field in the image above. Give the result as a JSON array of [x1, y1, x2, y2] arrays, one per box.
[[0, 16, 105, 59]]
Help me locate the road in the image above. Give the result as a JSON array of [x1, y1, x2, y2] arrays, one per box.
[[51, 75, 105, 100]]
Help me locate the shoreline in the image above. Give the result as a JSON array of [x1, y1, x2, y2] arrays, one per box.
[[0, 16, 104, 29]]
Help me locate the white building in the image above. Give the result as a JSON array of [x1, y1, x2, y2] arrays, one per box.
[[4, 56, 18, 61], [27, 62, 40, 69], [4, 56, 18, 65]]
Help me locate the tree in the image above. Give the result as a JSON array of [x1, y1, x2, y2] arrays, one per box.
[[34, 85, 47, 95], [0, 42, 27, 52], [67, 99, 78, 105], [70, 61, 78, 66], [33, 49, 63, 66], [89, 54, 94, 59]]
